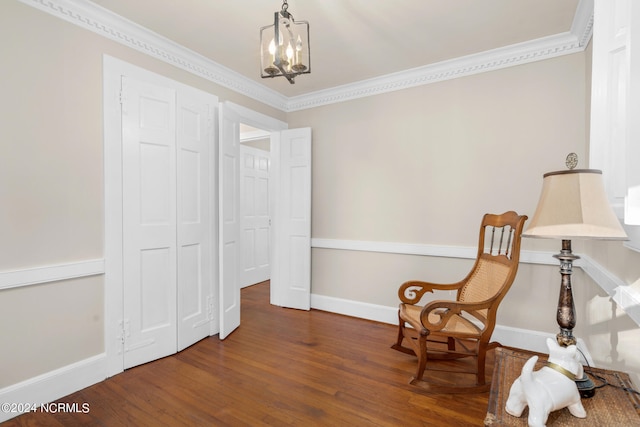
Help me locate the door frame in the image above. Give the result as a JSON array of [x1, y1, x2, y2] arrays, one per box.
[[103, 56, 218, 377]]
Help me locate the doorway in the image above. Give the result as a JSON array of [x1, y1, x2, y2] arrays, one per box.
[[218, 102, 312, 339]]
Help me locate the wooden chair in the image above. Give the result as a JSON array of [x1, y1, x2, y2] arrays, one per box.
[[392, 211, 527, 392]]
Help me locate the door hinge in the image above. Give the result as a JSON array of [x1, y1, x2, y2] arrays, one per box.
[[120, 318, 131, 346], [120, 76, 128, 114], [207, 106, 214, 132], [117, 320, 124, 345], [206, 295, 214, 320], [119, 90, 127, 114]]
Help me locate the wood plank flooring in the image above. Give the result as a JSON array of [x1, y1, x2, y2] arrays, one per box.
[[3, 282, 494, 426]]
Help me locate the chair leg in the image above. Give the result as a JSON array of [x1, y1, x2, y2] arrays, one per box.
[[476, 343, 487, 386], [412, 332, 429, 382], [394, 313, 405, 348], [392, 312, 416, 356]]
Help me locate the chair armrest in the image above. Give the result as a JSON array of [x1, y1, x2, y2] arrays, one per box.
[[419, 299, 493, 332], [398, 280, 465, 305]]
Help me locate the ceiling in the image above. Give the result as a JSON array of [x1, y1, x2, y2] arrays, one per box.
[[89, 0, 581, 98]]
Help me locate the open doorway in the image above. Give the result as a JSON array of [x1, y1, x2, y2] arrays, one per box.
[[219, 102, 312, 340]]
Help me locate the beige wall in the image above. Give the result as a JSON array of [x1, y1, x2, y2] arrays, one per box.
[[290, 54, 587, 308], [289, 51, 640, 381], [0, 276, 103, 386], [289, 55, 588, 245], [2, 0, 638, 392], [0, 1, 284, 388]]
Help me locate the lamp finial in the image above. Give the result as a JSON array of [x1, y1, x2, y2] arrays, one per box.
[[565, 153, 578, 170]]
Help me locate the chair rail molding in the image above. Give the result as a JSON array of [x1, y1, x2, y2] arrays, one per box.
[[311, 238, 556, 265], [311, 238, 640, 326], [0, 259, 105, 291], [17, 0, 593, 112]]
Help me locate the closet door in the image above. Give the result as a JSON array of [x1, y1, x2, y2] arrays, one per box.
[[177, 89, 215, 351], [105, 57, 218, 375], [122, 76, 178, 369]]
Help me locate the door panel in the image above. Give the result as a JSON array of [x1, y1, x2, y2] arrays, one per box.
[[177, 90, 215, 351], [122, 76, 177, 369], [240, 145, 271, 287], [140, 248, 173, 330], [219, 104, 241, 339], [271, 128, 312, 310]]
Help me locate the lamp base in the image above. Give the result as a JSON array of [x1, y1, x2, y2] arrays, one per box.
[[576, 373, 596, 398]]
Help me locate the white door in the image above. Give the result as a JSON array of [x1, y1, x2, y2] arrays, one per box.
[[218, 103, 241, 339], [240, 145, 271, 288], [122, 76, 178, 369], [176, 89, 215, 351], [270, 128, 312, 310]]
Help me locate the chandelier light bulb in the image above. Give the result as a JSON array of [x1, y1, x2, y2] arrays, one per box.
[[286, 42, 294, 61]]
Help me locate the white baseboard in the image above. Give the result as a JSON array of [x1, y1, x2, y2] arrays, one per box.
[[0, 353, 107, 423], [310, 293, 594, 366], [311, 293, 399, 325], [491, 325, 594, 366]]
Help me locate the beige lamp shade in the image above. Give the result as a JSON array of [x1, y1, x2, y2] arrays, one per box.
[[523, 169, 628, 240]]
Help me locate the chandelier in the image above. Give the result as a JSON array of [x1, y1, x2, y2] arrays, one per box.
[[260, 0, 310, 84]]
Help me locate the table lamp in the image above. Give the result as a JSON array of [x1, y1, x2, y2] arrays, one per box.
[[523, 156, 628, 394]]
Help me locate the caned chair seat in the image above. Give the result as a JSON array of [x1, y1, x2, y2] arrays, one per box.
[[399, 304, 481, 336], [392, 211, 527, 393]]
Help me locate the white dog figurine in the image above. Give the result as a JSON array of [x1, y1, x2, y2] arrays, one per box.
[[505, 338, 587, 427]]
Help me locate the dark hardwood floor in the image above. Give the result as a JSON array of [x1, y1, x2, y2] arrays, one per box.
[[3, 282, 494, 426]]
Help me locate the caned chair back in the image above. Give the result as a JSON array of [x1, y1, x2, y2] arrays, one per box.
[[459, 212, 526, 318]]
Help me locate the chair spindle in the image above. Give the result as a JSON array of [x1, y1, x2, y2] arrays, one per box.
[[506, 228, 513, 258], [489, 226, 496, 255]]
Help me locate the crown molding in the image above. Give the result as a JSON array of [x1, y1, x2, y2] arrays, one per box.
[[287, 31, 590, 112], [286, 0, 593, 111], [571, 0, 594, 47], [18, 0, 593, 113], [18, 0, 289, 111]]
